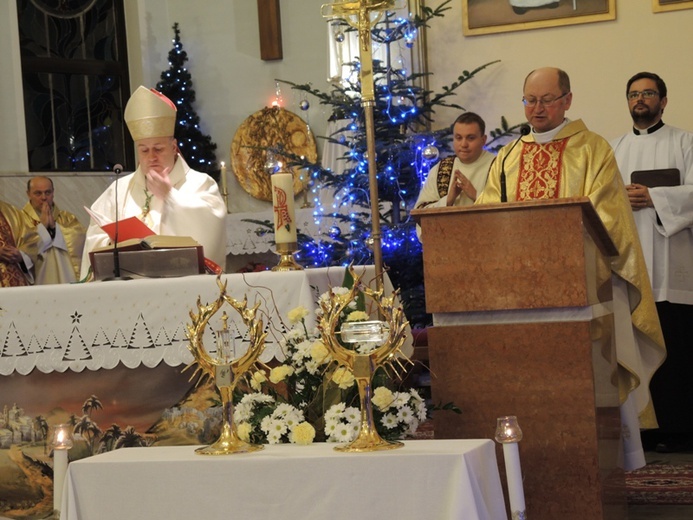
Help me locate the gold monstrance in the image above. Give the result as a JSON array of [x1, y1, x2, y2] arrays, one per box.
[[322, 0, 398, 293], [185, 277, 268, 455], [318, 266, 412, 452]]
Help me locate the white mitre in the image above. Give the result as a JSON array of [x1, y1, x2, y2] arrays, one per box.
[[124, 86, 177, 141]]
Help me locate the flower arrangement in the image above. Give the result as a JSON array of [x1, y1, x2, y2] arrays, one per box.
[[233, 286, 431, 445]]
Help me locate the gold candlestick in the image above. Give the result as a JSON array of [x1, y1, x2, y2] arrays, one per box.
[[272, 242, 303, 271]]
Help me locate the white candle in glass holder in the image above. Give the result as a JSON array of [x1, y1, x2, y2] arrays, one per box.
[[271, 172, 297, 244]]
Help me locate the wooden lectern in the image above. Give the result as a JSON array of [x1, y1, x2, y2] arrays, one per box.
[[412, 197, 627, 520]]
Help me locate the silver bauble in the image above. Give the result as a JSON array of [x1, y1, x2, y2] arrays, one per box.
[[300, 99, 310, 111], [335, 31, 345, 43], [422, 145, 439, 162]]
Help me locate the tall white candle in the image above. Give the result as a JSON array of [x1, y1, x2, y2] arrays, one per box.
[[271, 172, 297, 244], [53, 448, 68, 514], [502, 442, 526, 516]]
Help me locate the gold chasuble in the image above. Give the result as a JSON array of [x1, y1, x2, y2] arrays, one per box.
[[0, 201, 37, 287], [22, 202, 86, 283], [477, 119, 666, 429]]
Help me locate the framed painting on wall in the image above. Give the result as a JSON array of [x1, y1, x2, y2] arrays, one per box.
[[652, 0, 693, 12], [463, 0, 616, 36]]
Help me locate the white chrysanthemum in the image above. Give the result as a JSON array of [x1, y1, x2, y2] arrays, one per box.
[[396, 405, 415, 424], [285, 328, 305, 342], [295, 339, 313, 358], [261, 416, 288, 437], [335, 424, 356, 443], [344, 406, 361, 425], [381, 412, 398, 429], [415, 401, 428, 422], [267, 429, 283, 444], [392, 392, 410, 408], [407, 418, 420, 435], [325, 403, 346, 422]]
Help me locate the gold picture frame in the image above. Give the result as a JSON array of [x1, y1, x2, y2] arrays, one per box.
[[463, 0, 616, 36], [652, 0, 693, 12]]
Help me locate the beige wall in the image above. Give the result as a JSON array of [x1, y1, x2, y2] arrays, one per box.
[[425, 1, 693, 141], [2, 0, 692, 219]]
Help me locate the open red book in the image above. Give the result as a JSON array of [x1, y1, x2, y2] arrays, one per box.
[[84, 207, 155, 243], [85, 207, 222, 275]]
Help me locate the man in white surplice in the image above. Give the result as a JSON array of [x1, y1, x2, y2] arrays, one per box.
[[611, 71, 693, 454], [80, 86, 227, 278]]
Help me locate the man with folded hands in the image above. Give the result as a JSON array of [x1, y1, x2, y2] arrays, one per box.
[[611, 72, 693, 454]]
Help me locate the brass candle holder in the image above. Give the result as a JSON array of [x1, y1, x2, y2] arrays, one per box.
[[272, 242, 303, 271], [318, 266, 411, 452], [185, 276, 267, 455]]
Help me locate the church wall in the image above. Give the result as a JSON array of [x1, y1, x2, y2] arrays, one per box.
[[425, 1, 693, 141], [1, 0, 692, 219]]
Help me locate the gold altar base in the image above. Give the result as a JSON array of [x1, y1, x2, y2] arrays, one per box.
[[195, 422, 264, 456], [272, 242, 303, 271]]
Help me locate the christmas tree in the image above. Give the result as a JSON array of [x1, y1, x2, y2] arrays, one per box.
[[264, 1, 521, 327], [156, 23, 220, 182]]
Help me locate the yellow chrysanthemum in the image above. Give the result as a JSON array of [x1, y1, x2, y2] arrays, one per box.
[[331, 366, 355, 389], [287, 306, 310, 324], [269, 365, 295, 384], [291, 421, 316, 445], [346, 310, 369, 322], [372, 386, 394, 410]]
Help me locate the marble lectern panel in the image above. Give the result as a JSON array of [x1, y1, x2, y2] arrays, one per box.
[[428, 317, 626, 520], [414, 199, 615, 314]]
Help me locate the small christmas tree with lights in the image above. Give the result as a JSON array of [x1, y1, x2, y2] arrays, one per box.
[[156, 23, 219, 181]]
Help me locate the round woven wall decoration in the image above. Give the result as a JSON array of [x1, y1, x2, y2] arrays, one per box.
[[230, 106, 318, 201]]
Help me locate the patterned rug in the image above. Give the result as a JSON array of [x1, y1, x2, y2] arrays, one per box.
[[626, 464, 693, 505]]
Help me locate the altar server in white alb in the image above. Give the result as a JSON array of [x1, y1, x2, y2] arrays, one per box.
[[610, 72, 693, 452], [80, 86, 227, 278]]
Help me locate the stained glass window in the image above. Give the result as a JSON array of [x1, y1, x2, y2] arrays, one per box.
[[17, 0, 134, 171]]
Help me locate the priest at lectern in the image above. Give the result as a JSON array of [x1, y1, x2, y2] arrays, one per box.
[[477, 67, 666, 470], [80, 86, 227, 278]]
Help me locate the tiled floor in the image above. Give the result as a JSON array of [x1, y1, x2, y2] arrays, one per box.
[[628, 450, 693, 520]]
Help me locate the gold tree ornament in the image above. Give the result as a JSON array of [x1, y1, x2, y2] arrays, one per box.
[[185, 276, 268, 455], [318, 266, 412, 452]]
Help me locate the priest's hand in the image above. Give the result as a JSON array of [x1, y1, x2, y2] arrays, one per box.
[[146, 167, 173, 200], [446, 170, 476, 206], [626, 183, 653, 210], [0, 245, 22, 264], [39, 201, 55, 230]]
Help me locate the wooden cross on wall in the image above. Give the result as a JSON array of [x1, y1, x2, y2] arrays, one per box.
[[257, 0, 283, 61]]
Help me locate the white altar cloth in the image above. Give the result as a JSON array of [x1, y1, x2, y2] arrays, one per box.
[[0, 266, 404, 375], [62, 439, 507, 520]]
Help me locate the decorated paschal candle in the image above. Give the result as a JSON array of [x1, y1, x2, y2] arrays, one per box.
[[271, 172, 297, 244]]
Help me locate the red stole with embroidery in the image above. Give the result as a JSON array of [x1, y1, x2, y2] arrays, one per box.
[[516, 138, 569, 200]]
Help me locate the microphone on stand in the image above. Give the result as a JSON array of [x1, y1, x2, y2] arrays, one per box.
[[500, 125, 530, 203], [103, 163, 131, 281]]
